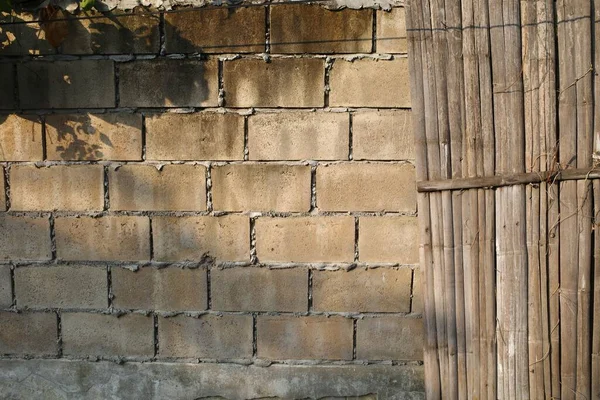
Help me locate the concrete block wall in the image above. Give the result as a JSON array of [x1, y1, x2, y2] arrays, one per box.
[[0, 4, 423, 399]]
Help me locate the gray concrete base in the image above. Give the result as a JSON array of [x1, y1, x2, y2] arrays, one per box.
[[0, 359, 424, 399]]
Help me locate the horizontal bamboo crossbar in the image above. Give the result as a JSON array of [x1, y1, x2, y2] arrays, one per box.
[[417, 167, 600, 192]]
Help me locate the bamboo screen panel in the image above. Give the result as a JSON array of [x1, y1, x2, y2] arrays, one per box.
[[407, 0, 600, 398]]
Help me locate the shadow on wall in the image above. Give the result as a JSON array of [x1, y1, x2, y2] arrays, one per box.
[[0, 9, 210, 160]]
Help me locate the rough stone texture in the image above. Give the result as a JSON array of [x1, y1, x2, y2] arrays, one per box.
[[17, 60, 115, 109], [112, 267, 207, 311], [412, 269, 423, 314], [352, 110, 414, 160], [223, 58, 325, 107], [0, 115, 43, 161], [329, 59, 411, 107], [10, 165, 104, 211], [109, 164, 206, 211], [356, 317, 424, 360], [270, 5, 372, 53], [153, 215, 249, 262], [211, 267, 308, 312], [14, 265, 107, 309], [212, 164, 311, 212], [165, 7, 265, 53], [0, 14, 54, 56], [0, 64, 15, 109], [359, 216, 419, 264], [377, 8, 407, 54], [257, 315, 353, 360], [146, 113, 244, 161], [0, 359, 425, 399], [0, 312, 57, 355], [255, 216, 354, 263], [62, 313, 154, 357], [0, 265, 11, 308], [312, 268, 412, 312], [119, 59, 218, 107], [317, 163, 416, 212], [55, 216, 150, 262], [158, 314, 253, 359], [0, 166, 4, 211], [248, 112, 349, 160], [0, 215, 51, 261], [45, 113, 143, 161], [60, 12, 160, 54]]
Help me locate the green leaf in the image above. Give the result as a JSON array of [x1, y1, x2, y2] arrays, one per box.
[[80, 0, 95, 11], [0, 0, 11, 13]]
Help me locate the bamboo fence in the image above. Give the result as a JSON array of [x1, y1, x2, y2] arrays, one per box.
[[407, 0, 600, 398]]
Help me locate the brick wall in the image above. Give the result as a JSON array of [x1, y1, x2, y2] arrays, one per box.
[[0, 4, 423, 399]]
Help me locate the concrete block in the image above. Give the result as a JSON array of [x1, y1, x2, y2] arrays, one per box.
[[158, 314, 253, 359], [119, 59, 218, 107], [270, 5, 372, 53], [45, 113, 143, 161], [55, 216, 150, 262], [257, 315, 353, 360], [248, 112, 349, 160], [15, 265, 107, 309], [0, 312, 57, 355], [212, 164, 311, 212], [153, 215, 249, 263], [0, 64, 15, 109], [223, 58, 324, 107], [0, 115, 43, 161], [61, 12, 159, 54], [356, 317, 424, 360], [112, 267, 207, 311], [146, 113, 244, 161], [377, 8, 407, 54], [0, 166, 5, 211], [359, 216, 419, 264], [312, 268, 412, 312], [0, 265, 11, 308], [62, 313, 154, 357], [329, 59, 410, 107], [109, 164, 206, 211], [0, 13, 54, 55], [255, 216, 354, 263], [18, 60, 115, 109], [211, 267, 307, 312], [412, 269, 423, 314], [165, 7, 265, 53], [10, 165, 104, 211], [316, 162, 416, 212], [0, 215, 51, 261], [352, 110, 413, 160]]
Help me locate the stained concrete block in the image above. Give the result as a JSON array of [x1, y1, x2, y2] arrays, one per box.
[[0, 312, 57, 356], [0, 265, 11, 308], [255, 216, 355, 263], [0, 13, 54, 56], [0, 215, 51, 261], [158, 314, 253, 359], [248, 112, 349, 160], [0, 359, 425, 399], [316, 162, 416, 212], [14, 265, 107, 309], [146, 113, 244, 161], [10, 165, 104, 211], [55, 216, 150, 262], [17, 60, 115, 109], [60, 12, 160, 54], [377, 8, 408, 54], [109, 164, 206, 211], [165, 7, 265, 53], [45, 113, 143, 161], [312, 268, 412, 312], [257, 315, 353, 360], [270, 5, 372, 53], [112, 267, 207, 311], [0, 64, 16, 109], [119, 59, 219, 107], [0, 115, 43, 161], [211, 267, 308, 312]]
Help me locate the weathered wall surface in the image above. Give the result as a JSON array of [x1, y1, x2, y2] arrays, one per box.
[[0, 4, 422, 399]]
